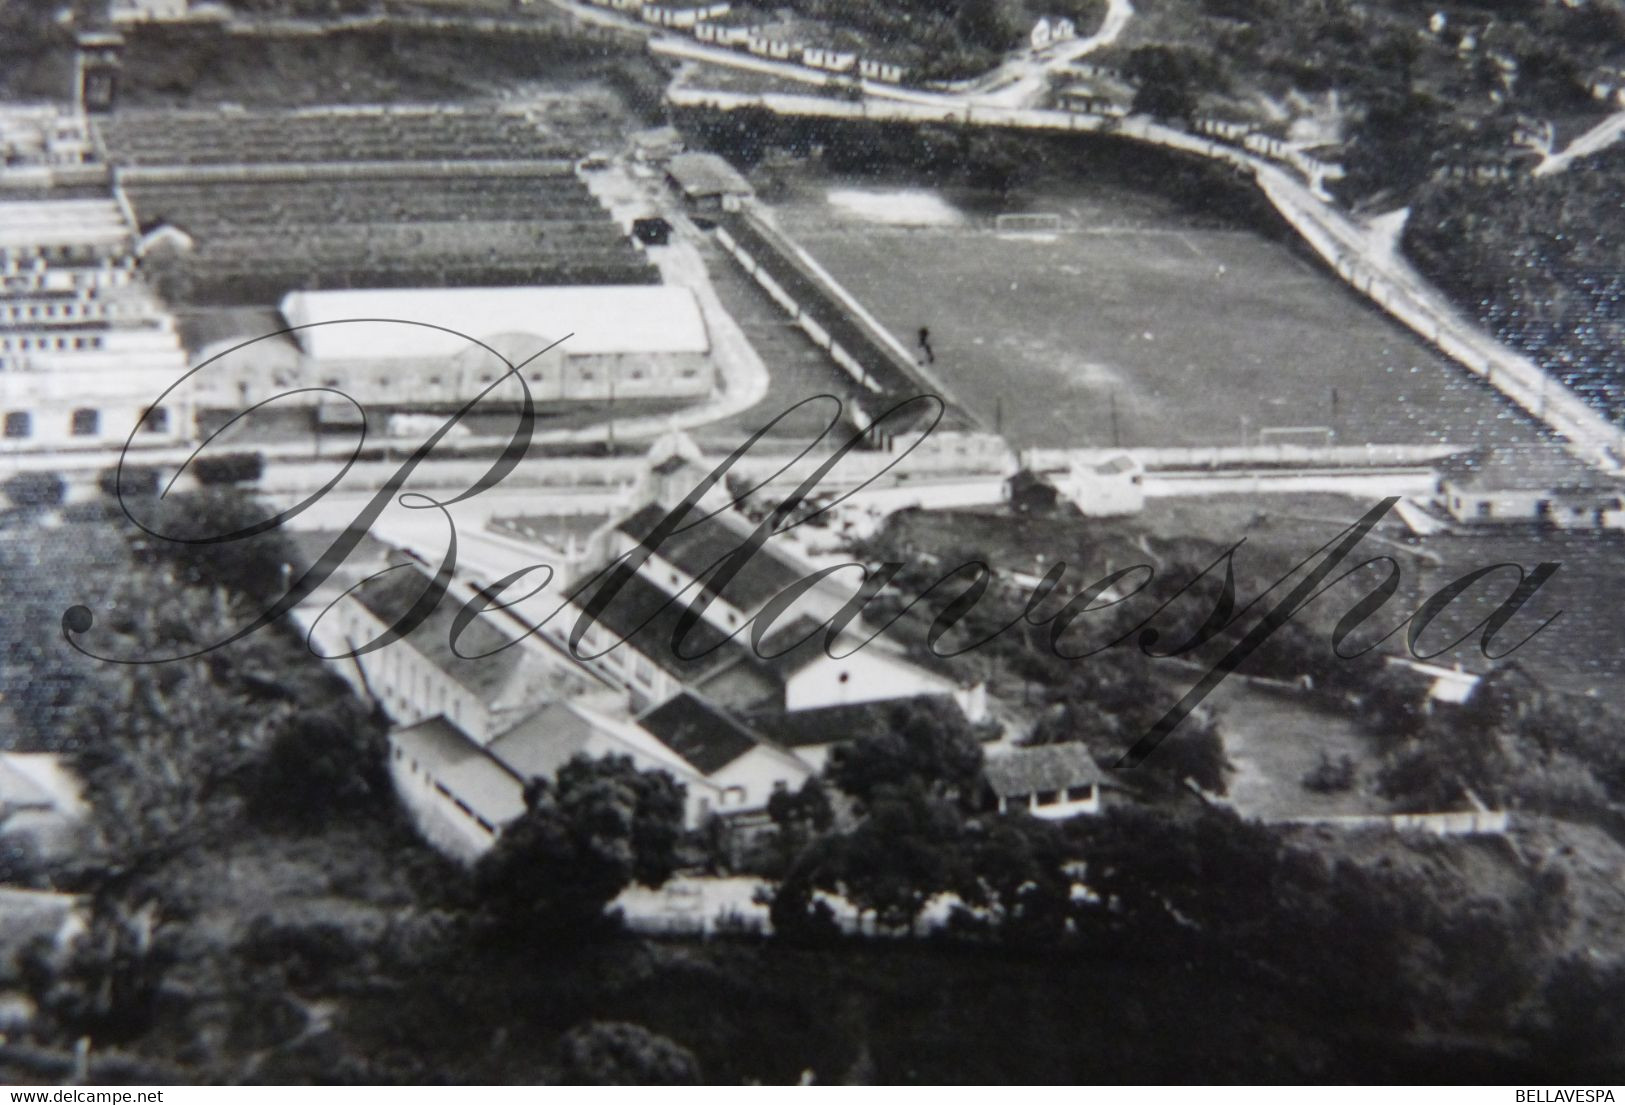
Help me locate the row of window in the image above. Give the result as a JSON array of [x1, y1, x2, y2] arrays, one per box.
[[1025, 784, 1096, 807], [0, 333, 108, 354], [307, 364, 705, 392], [2, 270, 130, 293], [392, 745, 498, 835], [0, 245, 118, 266], [3, 301, 117, 324], [2, 406, 169, 439]]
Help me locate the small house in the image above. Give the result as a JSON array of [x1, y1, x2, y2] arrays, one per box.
[[746, 18, 816, 60], [665, 151, 754, 212], [641, 0, 731, 29], [1056, 453, 1145, 517], [1435, 445, 1622, 529], [858, 54, 907, 84], [1030, 17, 1075, 50], [693, 5, 767, 44], [985, 743, 1105, 819]]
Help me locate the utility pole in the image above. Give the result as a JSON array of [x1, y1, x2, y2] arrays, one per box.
[[606, 370, 616, 456], [1110, 390, 1120, 448]]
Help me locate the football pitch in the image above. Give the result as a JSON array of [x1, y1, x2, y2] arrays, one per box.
[[770, 184, 1552, 451]]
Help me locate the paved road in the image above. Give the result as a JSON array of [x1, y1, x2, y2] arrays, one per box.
[[1534, 109, 1625, 177]]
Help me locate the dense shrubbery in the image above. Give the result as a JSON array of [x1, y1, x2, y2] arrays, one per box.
[[3, 471, 67, 510], [1405, 148, 1625, 419], [190, 451, 264, 486]]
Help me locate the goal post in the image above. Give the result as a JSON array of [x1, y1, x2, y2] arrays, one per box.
[[994, 212, 1063, 237], [1256, 425, 1336, 446]]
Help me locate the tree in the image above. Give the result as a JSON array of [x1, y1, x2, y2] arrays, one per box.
[[766, 776, 835, 876], [1122, 45, 1218, 123], [826, 697, 985, 808], [823, 783, 971, 933], [1134, 716, 1232, 797], [961, 815, 1076, 945], [252, 708, 386, 825], [20, 900, 174, 1044], [4, 470, 66, 510], [474, 755, 686, 940], [767, 863, 841, 946], [556, 1022, 700, 1085], [191, 451, 264, 486], [127, 487, 296, 604], [98, 464, 162, 501]]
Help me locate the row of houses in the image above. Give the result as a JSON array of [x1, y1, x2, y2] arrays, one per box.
[[585, 0, 916, 83]]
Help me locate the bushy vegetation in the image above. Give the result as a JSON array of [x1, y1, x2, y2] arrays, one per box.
[[1405, 147, 1625, 419]]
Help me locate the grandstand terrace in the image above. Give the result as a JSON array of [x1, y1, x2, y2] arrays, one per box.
[[99, 108, 656, 306]]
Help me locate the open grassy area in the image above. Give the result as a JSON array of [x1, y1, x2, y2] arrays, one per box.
[[768, 174, 1551, 451]]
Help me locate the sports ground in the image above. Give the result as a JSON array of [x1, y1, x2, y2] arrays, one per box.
[[769, 178, 1553, 451]]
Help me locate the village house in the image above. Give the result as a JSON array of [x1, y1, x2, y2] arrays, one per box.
[[1029, 16, 1077, 51], [801, 30, 867, 75], [983, 743, 1105, 819], [1434, 444, 1623, 529], [746, 18, 818, 61], [1056, 74, 1136, 117], [641, 0, 731, 29], [692, 5, 768, 45], [857, 53, 907, 84]]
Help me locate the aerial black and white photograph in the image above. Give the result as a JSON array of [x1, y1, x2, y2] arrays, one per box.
[[1, 0, 1623, 1088]]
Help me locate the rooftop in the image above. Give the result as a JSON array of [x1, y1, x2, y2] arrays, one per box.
[[574, 565, 749, 684], [749, 694, 960, 748], [984, 743, 1104, 799], [488, 511, 612, 550], [392, 715, 527, 827], [1439, 444, 1615, 495], [353, 562, 572, 706], [665, 152, 753, 199], [638, 692, 767, 774], [617, 502, 809, 613], [279, 285, 711, 361], [485, 701, 599, 782]]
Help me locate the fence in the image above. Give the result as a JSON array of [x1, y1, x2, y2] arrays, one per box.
[[1276, 809, 1511, 836]]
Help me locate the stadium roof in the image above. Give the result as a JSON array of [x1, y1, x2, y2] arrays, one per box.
[[279, 285, 711, 361]]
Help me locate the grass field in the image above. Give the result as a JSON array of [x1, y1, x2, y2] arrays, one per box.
[[769, 177, 1554, 451]]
